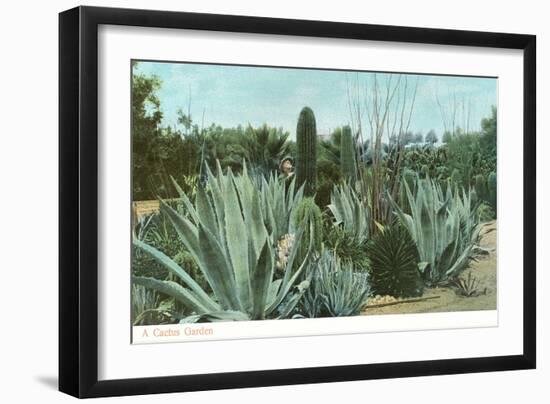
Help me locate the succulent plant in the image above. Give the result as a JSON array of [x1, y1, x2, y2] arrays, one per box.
[[133, 162, 312, 321], [328, 182, 370, 244], [300, 251, 370, 318], [366, 224, 423, 298], [291, 197, 323, 262], [340, 125, 357, 183], [388, 177, 481, 286], [451, 272, 482, 297], [296, 107, 318, 196]]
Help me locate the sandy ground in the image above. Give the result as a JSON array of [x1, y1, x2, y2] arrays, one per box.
[[363, 220, 497, 315]]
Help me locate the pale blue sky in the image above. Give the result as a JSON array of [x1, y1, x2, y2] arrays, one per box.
[[134, 60, 497, 140]]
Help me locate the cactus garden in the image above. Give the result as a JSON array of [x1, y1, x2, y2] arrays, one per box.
[[130, 61, 497, 335]]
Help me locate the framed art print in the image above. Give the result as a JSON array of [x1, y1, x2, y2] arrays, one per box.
[[59, 6, 536, 398]]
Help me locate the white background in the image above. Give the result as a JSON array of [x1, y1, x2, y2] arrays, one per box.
[[0, 0, 545, 402]]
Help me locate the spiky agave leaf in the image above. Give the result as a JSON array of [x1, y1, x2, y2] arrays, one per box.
[[328, 182, 369, 243]]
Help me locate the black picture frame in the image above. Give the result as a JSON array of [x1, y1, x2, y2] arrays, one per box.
[[59, 5, 536, 398]]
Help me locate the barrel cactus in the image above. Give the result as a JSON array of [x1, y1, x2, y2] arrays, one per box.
[[340, 125, 357, 183], [296, 107, 317, 196]]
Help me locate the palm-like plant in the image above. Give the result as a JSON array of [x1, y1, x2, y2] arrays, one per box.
[[389, 175, 481, 286], [242, 125, 291, 177], [133, 162, 310, 321]]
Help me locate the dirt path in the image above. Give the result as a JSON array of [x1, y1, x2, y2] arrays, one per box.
[[363, 221, 497, 316]]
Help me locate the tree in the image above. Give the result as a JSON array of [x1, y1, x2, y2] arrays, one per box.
[[132, 63, 165, 200], [425, 129, 438, 144], [347, 73, 419, 233], [413, 132, 423, 143]]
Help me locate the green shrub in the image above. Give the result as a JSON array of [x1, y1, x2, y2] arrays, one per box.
[[316, 159, 341, 208], [324, 224, 370, 273], [478, 202, 495, 223]]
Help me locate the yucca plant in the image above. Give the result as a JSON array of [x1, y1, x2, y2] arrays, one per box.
[[389, 176, 481, 286], [133, 162, 312, 322], [366, 224, 423, 298], [328, 182, 370, 244], [300, 251, 370, 318]]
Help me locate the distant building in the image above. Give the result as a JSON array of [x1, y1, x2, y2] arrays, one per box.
[[403, 141, 436, 150]]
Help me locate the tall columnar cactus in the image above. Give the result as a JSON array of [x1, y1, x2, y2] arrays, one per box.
[[340, 125, 357, 183], [292, 197, 323, 262], [488, 171, 497, 214], [296, 107, 318, 196], [474, 174, 487, 201]]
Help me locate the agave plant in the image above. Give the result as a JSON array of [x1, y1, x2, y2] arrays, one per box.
[[451, 272, 482, 297], [300, 251, 370, 318], [366, 224, 423, 298], [133, 162, 311, 322], [328, 182, 370, 243], [258, 171, 305, 242], [389, 176, 481, 286]]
